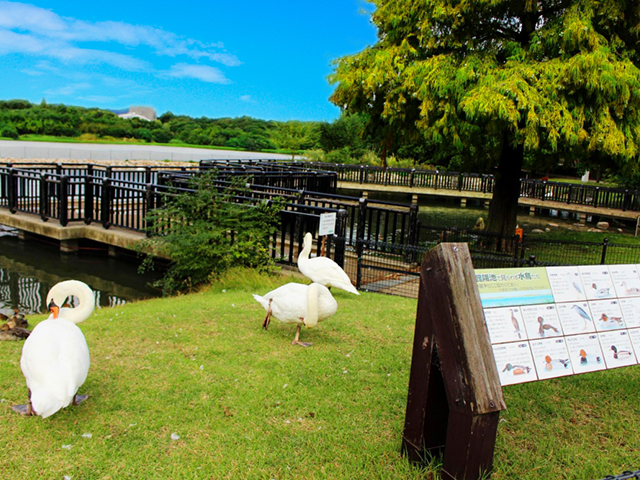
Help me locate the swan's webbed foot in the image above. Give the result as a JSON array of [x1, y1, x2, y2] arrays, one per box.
[[73, 394, 89, 405], [11, 403, 35, 416], [291, 325, 312, 347]]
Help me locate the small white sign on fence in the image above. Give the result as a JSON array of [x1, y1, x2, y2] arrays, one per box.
[[318, 212, 337, 236]]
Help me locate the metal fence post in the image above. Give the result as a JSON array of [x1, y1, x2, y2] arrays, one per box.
[[623, 190, 630, 211], [601, 238, 609, 265], [409, 169, 415, 188], [59, 175, 68, 226], [8, 168, 16, 213], [334, 209, 347, 268], [513, 234, 521, 267], [40, 173, 48, 221], [145, 183, 155, 236], [356, 197, 367, 243], [407, 203, 419, 246], [84, 165, 93, 224], [355, 198, 368, 290], [101, 177, 112, 229]]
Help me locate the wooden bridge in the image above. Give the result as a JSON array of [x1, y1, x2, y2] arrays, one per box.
[[337, 181, 640, 225]]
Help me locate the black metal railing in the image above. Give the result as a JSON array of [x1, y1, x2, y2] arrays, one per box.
[[354, 228, 640, 297], [2, 160, 640, 299], [299, 161, 640, 212]]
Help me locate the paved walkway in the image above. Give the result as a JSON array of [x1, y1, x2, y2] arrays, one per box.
[[0, 140, 291, 162]]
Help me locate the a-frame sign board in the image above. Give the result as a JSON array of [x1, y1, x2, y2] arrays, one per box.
[[402, 243, 507, 480]]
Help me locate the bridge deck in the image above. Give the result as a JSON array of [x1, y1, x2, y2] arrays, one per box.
[[338, 182, 640, 222]]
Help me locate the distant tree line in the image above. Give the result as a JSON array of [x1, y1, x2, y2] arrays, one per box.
[[0, 99, 435, 166]]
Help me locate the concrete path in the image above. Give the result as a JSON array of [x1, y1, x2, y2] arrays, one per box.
[[0, 140, 291, 162]]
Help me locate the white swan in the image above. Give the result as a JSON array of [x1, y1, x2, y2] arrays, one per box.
[[253, 282, 337, 347], [12, 280, 95, 418], [297, 232, 359, 295], [621, 281, 640, 295]]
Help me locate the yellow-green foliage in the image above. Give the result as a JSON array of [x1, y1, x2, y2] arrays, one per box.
[[330, 0, 640, 169]]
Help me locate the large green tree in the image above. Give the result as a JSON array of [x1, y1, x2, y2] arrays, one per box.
[[330, 0, 640, 237]]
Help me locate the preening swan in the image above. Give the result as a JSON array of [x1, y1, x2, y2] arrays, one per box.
[[253, 282, 337, 347], [12, 280, 95, 418], [297, 232, 359, 295]]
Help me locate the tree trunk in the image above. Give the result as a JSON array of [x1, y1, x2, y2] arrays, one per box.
[[486, 137, 524, 247], [379, 125, 393, 169]]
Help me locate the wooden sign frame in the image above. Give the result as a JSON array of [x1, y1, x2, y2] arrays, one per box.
[[402, 243, 506, 480]]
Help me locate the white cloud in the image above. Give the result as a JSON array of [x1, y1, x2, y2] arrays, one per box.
[[167, 63, 231, 84], [0, 1, 240, 72], [77, 95, 122, 104], [44, 82, 92, 96], [0, 1, 66, 32], [240, 95, 255, 103]]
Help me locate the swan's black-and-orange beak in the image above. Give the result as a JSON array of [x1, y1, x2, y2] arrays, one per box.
[[48, 300, 59, 319]]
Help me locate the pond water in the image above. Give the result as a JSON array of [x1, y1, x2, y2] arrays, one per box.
[[0, 230, 162, 316]]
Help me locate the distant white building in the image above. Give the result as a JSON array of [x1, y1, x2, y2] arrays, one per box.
[[115, 106, 157, 122]]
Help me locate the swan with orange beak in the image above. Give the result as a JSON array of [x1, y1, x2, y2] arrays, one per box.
[[12, 280, 94, 418]]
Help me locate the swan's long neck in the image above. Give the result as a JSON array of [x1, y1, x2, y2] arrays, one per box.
[[299, 233, 312, 263], [47, 280, 95, 324], [305, 283, 319, 328]]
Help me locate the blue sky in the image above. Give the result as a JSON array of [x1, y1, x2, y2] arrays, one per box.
[[0, 1, 378, 121]]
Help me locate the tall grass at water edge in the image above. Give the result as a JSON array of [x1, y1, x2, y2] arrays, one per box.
[[0, 269, 638, 479]]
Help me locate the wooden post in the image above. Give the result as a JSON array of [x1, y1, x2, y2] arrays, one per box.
[[402, 243, 506, 480]]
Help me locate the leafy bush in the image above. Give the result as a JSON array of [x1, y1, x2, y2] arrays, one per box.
[[0, 124, 19, 139], [151, 128, 173, 143], [139, 173, 283, 295], [134, 127, 153, 142]]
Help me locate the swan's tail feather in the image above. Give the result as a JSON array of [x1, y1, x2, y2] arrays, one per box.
[[334, 282, 360, 295], [30, 393, 68, 418], [252, 294, 268, 309]]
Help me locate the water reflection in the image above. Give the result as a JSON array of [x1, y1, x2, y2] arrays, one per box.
[[0, 231, 162, 316]]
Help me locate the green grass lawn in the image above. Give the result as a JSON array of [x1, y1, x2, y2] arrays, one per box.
[[1, 269, 639, 479]]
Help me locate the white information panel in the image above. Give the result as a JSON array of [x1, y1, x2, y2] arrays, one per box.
[[476, 264, 640, 386], [318, 212, 337, 236]]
